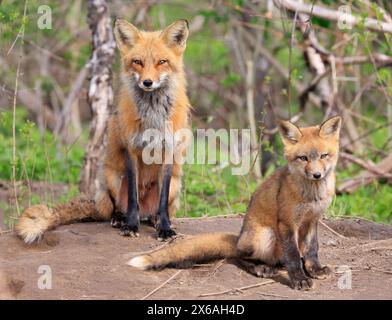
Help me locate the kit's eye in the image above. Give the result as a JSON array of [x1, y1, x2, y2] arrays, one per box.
[[320, 153, 329, 159], [298, 155, 308, 161], [158, 59, 167, 65], [132, 59, 142, 66]]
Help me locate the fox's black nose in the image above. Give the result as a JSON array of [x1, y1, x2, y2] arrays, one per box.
[[143, 79, 153, 87], [313, 173, 321, 179]]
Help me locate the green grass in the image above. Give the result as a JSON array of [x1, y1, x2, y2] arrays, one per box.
[[0, 108, 86, 184], [0, 108, 86, 228], [178, 163, 257, 217], [1, 109, 391, 227], [328, 183, 392, 224]]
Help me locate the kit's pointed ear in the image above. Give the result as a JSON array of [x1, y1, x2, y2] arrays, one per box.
[[114, 19, 142, 54], [160, 19, 189, 49], [278, 120, 303, 145], [319, 116, 342, 139]]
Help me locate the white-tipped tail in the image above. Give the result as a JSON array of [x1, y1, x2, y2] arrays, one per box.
[[127, 256, 150, 270], [126, 233, 239, 270], [15, 205, 54, 244], [15, 195, 97, 245], [20, 229, 43, 245]]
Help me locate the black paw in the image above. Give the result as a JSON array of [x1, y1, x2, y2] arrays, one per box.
[[290, 274, 313, 290], [111, 212, 126, 228], [157, 227, 176, 241], [155, 218, 176, 241], [120, 224, 139, 237], [119, 209, 140, 237]]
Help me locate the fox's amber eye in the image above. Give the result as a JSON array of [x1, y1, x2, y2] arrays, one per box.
[[298, 156, 308, 161], [132, 59, 142, 66], [320, 153, 329, 159], [158, 59, 167, 65]]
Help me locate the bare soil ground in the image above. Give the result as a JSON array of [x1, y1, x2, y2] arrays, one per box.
[[1, 215, 391, 300]]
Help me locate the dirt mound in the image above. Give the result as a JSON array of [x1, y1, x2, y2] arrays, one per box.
[[324, 218, 392, 240], [0, 216, 391, 300]]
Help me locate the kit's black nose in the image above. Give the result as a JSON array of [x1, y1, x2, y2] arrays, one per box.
[[313, 173, 321, 179], [143, 79, 153, 87]]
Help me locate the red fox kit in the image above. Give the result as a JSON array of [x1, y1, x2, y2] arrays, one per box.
[[16, 19, 191, 243], [128, 116, 342, 290]]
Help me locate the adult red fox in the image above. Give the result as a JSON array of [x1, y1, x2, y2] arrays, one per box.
[[16, 19, 191, 242], [128, 116, 342, 290]]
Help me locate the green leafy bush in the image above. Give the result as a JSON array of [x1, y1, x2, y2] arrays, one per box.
[[0, 108, 85, 184]]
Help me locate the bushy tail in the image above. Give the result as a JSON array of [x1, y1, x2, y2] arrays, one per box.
[[15, 195, 98, 244], [128, 232, 239, 270]]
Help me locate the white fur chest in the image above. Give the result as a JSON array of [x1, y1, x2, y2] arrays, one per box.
[[123, 73, 176, 150]]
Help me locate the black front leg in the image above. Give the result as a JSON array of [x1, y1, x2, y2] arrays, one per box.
[[120, 153, 140, 237], [280, 224, 313, 290], [156, 164, 176, 240], [303, 222, 331, 279]]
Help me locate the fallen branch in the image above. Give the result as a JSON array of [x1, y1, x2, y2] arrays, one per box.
[[338, 153, 392, 193], [335, 54, 392, 67], [320, 220, 348, 239], [198, 280, 275, 297], [257, 292, 289, 298], [274, 0, 392, 34], [208, 259, 226, 277], [140, 270, 183, 300], [340, 152, 392, 178]]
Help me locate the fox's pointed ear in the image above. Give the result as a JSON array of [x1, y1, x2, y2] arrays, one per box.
[[278, 120, 302, 145], [160, 19, 189, 49], [113, 19, 142, 54], [319, 116, 342, 139]]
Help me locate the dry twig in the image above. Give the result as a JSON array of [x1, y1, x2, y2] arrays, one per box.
[[257, 292, 289, 299], [140, 270, 183, 300], [340, 152, 392, 178], [199, 280, 275, 297], [338, 153, 392, 193], [274, 0, 392, 34], [208, 259, 226, 277], [320, 220, 348, 239]]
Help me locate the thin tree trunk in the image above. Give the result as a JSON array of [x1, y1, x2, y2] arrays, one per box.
[[246, 60, 261, 178], [79, 0, 115, 195]]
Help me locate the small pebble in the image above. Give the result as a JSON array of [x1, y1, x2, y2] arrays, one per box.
[[326, 239, 338, 246]]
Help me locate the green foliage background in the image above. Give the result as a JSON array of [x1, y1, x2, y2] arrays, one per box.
[[0, 0, 391, 226], [1, 108, 390, 223]]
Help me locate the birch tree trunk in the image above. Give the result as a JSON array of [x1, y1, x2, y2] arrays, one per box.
[[79, 0, 115, 195]]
